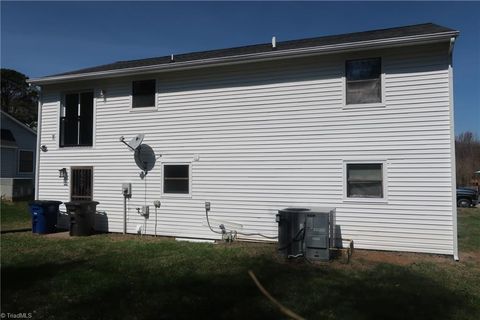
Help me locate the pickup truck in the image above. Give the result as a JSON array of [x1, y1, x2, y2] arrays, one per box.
[[457, 187, 479, 207]]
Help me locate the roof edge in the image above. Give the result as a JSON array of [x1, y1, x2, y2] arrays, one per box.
[[0, 110, 37, 135], [29, 31, 458, 86]]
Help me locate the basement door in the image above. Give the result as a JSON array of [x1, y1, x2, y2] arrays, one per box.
[[71, 167, 93, 201]]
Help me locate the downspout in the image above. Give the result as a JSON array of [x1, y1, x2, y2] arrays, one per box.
[[448, 36, 459, 261], [34, 88, 42, 200]]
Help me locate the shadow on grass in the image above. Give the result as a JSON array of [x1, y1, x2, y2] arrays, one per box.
[[1, 260, 87, 292], [2, 256, 474, 320], [1, 260, 88, 318]]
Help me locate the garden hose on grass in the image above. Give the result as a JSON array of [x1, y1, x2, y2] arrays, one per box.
[[248, 270, 305, 320]]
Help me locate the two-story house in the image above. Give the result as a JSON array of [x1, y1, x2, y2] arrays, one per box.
[[29, 23, 459, 258]]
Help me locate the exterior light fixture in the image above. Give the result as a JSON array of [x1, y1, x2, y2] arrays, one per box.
[[58, 168, 67, 178]]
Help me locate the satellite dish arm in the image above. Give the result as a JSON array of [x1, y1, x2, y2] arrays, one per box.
[[119, 135, 144, 151], [120, 138, 136, 151]]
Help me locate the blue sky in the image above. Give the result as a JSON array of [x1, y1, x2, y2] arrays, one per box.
[[1, 1, 479, 134]]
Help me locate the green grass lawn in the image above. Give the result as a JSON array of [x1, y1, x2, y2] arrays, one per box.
[[1, 203, 479, 320], [458, 207, 480, 252], [1, 201, 31, 231]]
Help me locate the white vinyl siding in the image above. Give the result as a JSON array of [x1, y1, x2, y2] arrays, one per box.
[[37, 42, 455, 255]]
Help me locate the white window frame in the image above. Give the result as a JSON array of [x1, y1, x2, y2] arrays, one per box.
[[343, 160, 388, 203], [17, 149, 34, 174], [130, 78, 158, 112], [161, 162, 192, 198], [59, 89, 96, 149], [342, 56, 386, 110]]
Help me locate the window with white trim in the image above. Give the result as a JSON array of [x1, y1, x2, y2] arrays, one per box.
[[132, 79, 156, 108], [60, 92, 94, 147], [346, 163, 384, 198], [346, 58, 381, 105], [163, 164, 190, 194], [18, 150, 34, 173]]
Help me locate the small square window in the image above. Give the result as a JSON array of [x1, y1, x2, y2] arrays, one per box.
[[132, 80, 156, 108], [346, 58, 381, 105], [163, 164, 189, 194], [18, 150, 34, 173], [346, 163, 383, 198]]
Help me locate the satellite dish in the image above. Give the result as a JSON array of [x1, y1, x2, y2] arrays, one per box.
[[134, 144, 156, 172], [128, 134, 144, 150]]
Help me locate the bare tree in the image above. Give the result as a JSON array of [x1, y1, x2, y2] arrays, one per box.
[[455, 131, 480, 186]]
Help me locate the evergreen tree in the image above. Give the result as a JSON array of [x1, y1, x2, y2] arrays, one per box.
[[1, 68, 39, 128]]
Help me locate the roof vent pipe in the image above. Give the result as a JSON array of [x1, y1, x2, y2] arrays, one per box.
[[170, 54, 174, 62], [271, 36, 276, 49]]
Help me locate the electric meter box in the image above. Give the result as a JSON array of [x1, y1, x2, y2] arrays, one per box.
[[122, 183, 132, 197]]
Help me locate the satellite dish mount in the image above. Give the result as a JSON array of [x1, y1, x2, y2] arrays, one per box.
[[120, 134, 144, 151]]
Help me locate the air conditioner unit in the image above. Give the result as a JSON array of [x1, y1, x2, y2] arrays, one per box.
[[276, 207, 336, 261]]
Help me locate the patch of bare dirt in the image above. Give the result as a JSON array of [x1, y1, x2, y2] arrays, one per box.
[[105, 233, 174, 242], [43, 231, 71, 239], [458, 251, 480, 266], [352, 249, 453, 266]]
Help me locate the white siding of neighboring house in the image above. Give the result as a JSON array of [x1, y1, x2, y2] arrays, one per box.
[[37, 42, 456, 255]]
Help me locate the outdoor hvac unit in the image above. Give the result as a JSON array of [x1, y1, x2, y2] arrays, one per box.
[[276, 207, 336, 262]]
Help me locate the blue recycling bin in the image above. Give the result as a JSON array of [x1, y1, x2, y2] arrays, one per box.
[[29, 200, 62, 234]]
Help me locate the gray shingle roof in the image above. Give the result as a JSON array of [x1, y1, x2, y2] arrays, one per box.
[[45, 23, 458, 78]]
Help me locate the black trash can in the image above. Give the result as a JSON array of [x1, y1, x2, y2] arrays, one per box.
[[28, 200, 62, 234], [64, 201, 99, 236]]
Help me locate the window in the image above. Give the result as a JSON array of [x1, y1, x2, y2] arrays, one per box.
[[60, 92, 93, 147], [346, 163, 383, 198], [346, 58, 381, 105], [71, 167, 93, 201], [132, 79, 156, 108], [18, 150, 34, 173], [163, 164, 189, 194], [1, 129, 16, 147]]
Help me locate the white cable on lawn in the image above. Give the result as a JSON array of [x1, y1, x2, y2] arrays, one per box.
[[236, 230, 278, 239]]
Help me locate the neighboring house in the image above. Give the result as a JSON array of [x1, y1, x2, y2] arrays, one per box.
[[1, 110, 37, 200], [30, 23, 459, 258]]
